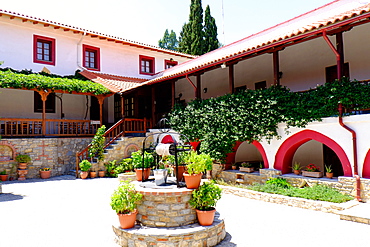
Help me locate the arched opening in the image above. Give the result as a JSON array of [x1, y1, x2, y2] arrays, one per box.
[[292, 140, 344, 177], [362, 149, 370, 178], [235, 141, 269, 169], [275, 130, 352, 176]]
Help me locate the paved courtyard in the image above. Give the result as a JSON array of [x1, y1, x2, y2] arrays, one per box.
[[0, 175, 369, 247]]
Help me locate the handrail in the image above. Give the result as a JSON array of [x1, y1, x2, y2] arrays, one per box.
[[75, 118, 151, 177]]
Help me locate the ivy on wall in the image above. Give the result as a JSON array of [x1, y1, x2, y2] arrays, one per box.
[[0, 69, 111, 95], [169, 78, 370, 161]]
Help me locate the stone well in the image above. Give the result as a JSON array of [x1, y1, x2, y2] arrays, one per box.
[[113, 179, 226, 247]]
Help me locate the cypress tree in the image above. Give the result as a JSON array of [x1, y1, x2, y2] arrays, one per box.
[[158, 29, 178, 51], [203, 5, 219, 53]]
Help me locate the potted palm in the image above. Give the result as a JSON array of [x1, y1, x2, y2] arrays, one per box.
[[15, 154, 31, 170], [184, 151, 213, 189], [132, 150, 154, 181], [189, 181, 222, 226], [110, 181, 143, 229], [291, 162, 301, 175], [325, 164, 333, 179], [79, 160, 92, 179]]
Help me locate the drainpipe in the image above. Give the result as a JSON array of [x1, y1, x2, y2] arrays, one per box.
[[338, 103, 362, 202]]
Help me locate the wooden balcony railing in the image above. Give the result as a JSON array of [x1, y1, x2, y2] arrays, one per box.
[[0, 118, 101, 137], [75, 118, 152, 177]]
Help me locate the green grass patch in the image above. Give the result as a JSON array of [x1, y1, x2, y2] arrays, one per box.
[[215, 179, 353, 203]]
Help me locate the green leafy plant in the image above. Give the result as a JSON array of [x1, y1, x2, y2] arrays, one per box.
[[131, 150, 154, 169], [105, 160, 118, 177], [169, 78, 370, 161], [265, 177, 292, 188], [291, 162, 301, 171], [110, 181, 143, 214], [185, 151, 213, 175], [189, 181, 222, 211], [79, 159, 92, 172], [119, 158, 133, 172], [0, 69, 110, 95], [88, 125, 106, 162], [0, 170, 6, 175], [240, 162, 253, 168], [40, 167, 50, 171], [15, 154, 31, 163], [325, 164, 333, 173]]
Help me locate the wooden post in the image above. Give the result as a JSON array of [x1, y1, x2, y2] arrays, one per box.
[[196, 74, 201, 99], [95, 95, 105, 126], [120, 94, 125, 118], [171, 80, 175, 108], [38, 91, 49, 136], [336, 32, 344, 80], [273, 51, 280, 86], [151, 87, 155, 126], [229, 64, 234, 94]]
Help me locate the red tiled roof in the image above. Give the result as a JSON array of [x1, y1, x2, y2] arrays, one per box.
[[146, 0, 370, 85], [79, 70, 148, 93], [0, 9, 195, 59]]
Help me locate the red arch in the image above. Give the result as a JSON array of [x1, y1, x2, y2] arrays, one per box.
[[234, 140, 269, 168], [362, 149, 370, 178], [274, 130, 352, 176]]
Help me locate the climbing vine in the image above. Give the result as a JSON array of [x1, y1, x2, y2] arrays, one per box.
[[169, 78, 370, 161], [0, 69, 111, 95]]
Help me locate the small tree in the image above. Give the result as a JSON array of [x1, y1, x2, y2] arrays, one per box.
[[88, 125, 106, 162], [158, 29, 178, 51]]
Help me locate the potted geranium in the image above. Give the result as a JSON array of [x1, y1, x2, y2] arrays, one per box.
[[184, 151, 213, 189], [302, 163, 323, 178], [79, 159, 92, 179], [189, 181, 222, 226], [110, 181, 143, 229], [132, 150, 154, 181], [239, 162, 254, 173], [39, 167, 51, 179]]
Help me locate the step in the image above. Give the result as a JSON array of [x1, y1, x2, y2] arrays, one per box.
[[339, 203, 370, 225]]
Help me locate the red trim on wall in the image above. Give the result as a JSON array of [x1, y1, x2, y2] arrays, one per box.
[[82, 44, 100, 71], [274, 130, 352, 176], [362, 149, 370, 178], [165, 59, 178, 69], [139, 55, 155, 75], [33, 35, 56, 66], [230, 140, 269, 168]]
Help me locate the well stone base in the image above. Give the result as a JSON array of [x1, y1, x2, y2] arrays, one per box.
[[112, 212, 225, 247]]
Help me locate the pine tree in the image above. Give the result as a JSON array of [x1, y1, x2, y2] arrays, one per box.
[[178, 0, 219, 55], [203, 5, 219, 53], [158, 29, 178, 51]]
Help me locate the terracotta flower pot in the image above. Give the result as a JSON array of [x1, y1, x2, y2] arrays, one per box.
[[135, 168, 150, 181], [98, 171, 105, 178], [0, 174, 8, 181], [90, 171, 97, 178], [293, 170, 300, 175], [17, 169, 28, 181], [326, 172, 334, 179], [80, 171, 89, 179], [183, 173, 202, 189], [118, 209, 138, 229], [18, 163, 27, 170], [40, 170, 51, 179], [196, 208, 216, 226], [174, 165, 186, 182]]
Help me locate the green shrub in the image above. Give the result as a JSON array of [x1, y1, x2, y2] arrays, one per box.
[[265, 177, 291, 188]]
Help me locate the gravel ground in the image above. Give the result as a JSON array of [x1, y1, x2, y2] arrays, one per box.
[[0, 175, 369, 247]]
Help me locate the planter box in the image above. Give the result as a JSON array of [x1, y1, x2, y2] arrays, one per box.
[[302, 171, 323, 178], [239, 167, 254, 173]]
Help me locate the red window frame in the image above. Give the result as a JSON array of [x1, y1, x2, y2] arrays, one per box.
[[33, 35, 56, 66], [139, 55, 155, 75], [83, 44, 100, 71], [165, 59, 178, 69]]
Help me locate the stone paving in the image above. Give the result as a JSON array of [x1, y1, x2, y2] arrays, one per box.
[[0, 176, 369, 247]]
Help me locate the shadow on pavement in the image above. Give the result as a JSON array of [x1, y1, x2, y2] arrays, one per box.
[[1, 175, 77, 185], [0, 193, 24, 202]]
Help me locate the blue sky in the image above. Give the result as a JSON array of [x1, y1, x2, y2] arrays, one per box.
[[1, 0, 334, 46]]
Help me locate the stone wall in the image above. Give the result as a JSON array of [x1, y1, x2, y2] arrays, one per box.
[[212, 164, 370, 202], [0, 138, 92, 179]]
